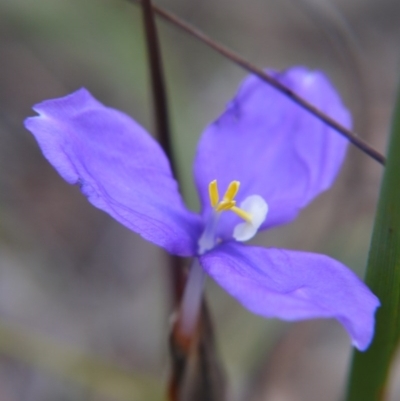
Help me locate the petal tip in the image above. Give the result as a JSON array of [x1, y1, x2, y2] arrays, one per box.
[[352, 295, 380, 351]]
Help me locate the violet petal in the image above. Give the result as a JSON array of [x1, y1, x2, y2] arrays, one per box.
[[194, 67, 350, 239], [25, 88, 201, 256], [199, 242, 379, 350]]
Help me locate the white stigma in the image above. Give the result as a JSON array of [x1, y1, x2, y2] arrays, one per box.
[[233, 195, 268, 242]]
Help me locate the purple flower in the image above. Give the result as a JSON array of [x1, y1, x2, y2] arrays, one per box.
[[25, 66, 379, 350]]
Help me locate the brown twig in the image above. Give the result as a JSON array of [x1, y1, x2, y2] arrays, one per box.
[[140, 0, 175, 172], [132, 0, 385, 166]]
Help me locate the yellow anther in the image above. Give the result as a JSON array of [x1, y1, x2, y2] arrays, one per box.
[[209, 180, 219, 208], [207, 179, 252, 224], [231, 206, 253, 223], [222, 181, 240, 202]]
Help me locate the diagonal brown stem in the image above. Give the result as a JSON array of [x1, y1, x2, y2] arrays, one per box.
[[131, 0, 385, 166]]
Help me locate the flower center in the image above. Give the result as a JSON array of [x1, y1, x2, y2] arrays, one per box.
[[209, 180, 252, 222], [198, 180, 268, 254]]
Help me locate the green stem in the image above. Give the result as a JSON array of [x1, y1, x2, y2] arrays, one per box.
[[345, 84, 400, 400]]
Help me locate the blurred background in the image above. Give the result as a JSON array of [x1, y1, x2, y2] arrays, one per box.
[[0, 0, 399, 400]]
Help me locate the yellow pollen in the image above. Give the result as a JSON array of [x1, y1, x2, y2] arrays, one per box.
[[208, 180, 252, 223]]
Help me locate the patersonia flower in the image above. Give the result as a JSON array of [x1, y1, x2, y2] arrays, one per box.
[[25, 67, 379, 350]]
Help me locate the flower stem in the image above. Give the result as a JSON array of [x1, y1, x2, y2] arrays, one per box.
[[180, 259, 207, 336]]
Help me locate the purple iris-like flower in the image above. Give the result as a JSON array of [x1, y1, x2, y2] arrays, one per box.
[[25, 66, 379, 350]]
